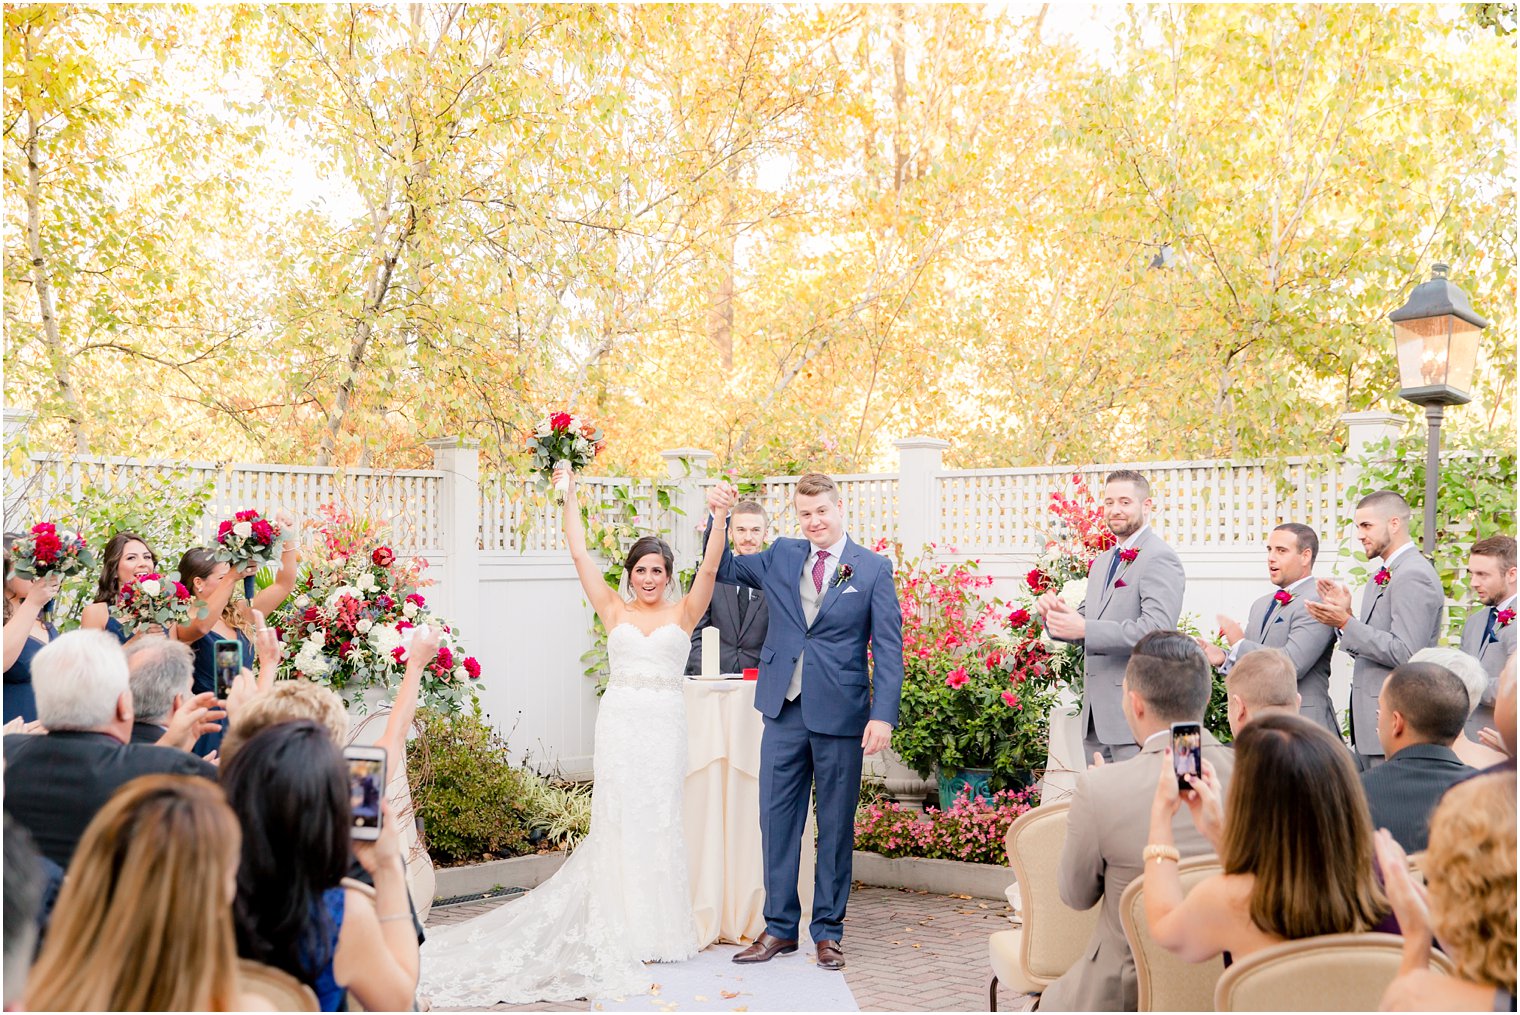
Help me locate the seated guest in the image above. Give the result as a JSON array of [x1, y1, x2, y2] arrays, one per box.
[[686, 499, 770, 674], [1411, 647, 1508, 769], [1144, 713, 1390, 966], [220, 677, 350, 765], [24, 775, 255, 1011], [1037, 631, 1236, 1012], [3, 813, 46, 1008], [223, 721, 420, 1011], [124, 636, 218, 746], [1363, 662, 1476, 852], [3, 534, 61, 724], [1223, 647, 1302, 736], [3, 631, 215, 867], [1378, 771, 1517, 1011], [1457, 535, 1516, 737]]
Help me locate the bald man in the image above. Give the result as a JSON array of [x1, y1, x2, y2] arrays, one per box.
[[1223, 647, 1302, 737]]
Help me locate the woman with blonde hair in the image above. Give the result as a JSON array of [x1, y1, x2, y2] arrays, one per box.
[[1143, 712, 1390, 964], [24, 774, 251, 1011], [1379, 770, 1517, 1011]]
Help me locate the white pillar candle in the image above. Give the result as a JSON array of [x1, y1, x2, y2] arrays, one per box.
[[702, 626, 720, 677]]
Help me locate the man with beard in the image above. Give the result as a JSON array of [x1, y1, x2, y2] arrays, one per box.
[[1457, 535, 1516, 738], [1039, 470, 1185, 764], [1307, 489, 1444, 768]]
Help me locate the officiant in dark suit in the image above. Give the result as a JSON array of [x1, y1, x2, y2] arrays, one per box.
[[686, 499, 770, 674]]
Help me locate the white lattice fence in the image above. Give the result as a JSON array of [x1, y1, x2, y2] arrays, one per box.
[[479, 477, 679, 553], [8, 455, 444, 552], [937, 458, 1343, 551]]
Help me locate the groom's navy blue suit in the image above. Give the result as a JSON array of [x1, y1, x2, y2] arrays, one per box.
[[707, 520, 904, 944]]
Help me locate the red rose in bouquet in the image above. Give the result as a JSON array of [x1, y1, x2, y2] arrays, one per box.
[[1026, 568, 1053, 594], [10, 521, 93, 579], [372, 546, 395, 568]]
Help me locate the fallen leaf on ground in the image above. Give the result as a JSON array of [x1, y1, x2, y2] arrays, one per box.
[[720, 991, 742, 999]]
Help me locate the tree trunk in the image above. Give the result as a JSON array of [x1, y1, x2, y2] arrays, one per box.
[[891, 4, 908, 193], [22, 27, 89, 453]]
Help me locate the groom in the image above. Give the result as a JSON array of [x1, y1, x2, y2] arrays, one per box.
[[705, 474, 903, 971]]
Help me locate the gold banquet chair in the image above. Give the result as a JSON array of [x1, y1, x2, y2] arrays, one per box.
[[987, 802, 1101, 1011], [238, 959, 320, 1012], [1119, 856, 1224, 1011], [1215, 932, 1456, 1011]]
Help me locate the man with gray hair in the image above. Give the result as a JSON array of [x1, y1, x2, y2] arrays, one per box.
[[3, 630, 213, 867], [125, 636, 200, 745]]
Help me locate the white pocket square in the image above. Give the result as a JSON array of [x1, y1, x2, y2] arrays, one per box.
[[842, 586, 859, 594]]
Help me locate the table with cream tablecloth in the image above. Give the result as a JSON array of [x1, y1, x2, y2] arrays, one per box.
[[684, 677, 815, 948]]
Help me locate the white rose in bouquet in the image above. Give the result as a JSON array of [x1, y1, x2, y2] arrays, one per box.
[[295, 594, 311, 608], [233, 521, 253, 539], [139, 578, 161, 597], [356, 573, 378, 593], [534, 420, 551, 437], [453, 665, 467, 682], [1058, 577, 1089, 609], [356, 618, 373, 635], [403, 600, 419, 619]]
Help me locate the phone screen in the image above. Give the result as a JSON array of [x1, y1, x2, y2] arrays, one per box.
[[347, 754, 386, 839], [1171, 721, 1203, 790], [214, 640, 241, 698]]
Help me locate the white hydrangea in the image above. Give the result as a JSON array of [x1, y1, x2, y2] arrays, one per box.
[[295, 637, 330, 676], [295, 594, 311, 609], [355, 618, 373, 635], [139, 578, 162, 597], [534, 419, 551, 437], [368, 622, 403, 658]]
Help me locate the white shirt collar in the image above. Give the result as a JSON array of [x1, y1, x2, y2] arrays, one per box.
[[1499, 594, 1517, 612], [1142, 729, 1171, 749], [1283, 575, 1315, 594], [1382, 542, 1418, 567], [1118, 524, 1150, 551], [810, 534, 849, 563]]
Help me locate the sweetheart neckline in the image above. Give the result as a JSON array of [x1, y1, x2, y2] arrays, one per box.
[[610, 621, 685, 639]]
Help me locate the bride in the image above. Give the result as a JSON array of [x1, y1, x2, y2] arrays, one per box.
[[418, 465, 732, 1006]]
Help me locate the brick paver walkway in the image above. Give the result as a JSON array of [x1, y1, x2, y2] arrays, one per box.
[[426, 885, 1034, 1012]]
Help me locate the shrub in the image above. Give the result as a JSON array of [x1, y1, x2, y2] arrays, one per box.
[[854, 786, 1040, 866]]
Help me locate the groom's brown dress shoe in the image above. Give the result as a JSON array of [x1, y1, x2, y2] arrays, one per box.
[[732, 932, 798, 963], [815, 940, 845, 970]]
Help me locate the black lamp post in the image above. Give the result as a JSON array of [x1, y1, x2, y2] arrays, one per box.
[[1387, 262, 1488, 555]]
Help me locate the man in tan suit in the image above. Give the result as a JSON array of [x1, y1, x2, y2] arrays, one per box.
[[1039, 631, 1236, 1012]]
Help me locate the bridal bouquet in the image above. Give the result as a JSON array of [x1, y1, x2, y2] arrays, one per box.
[[214, 509, 283, 599], [271, 504, 482, 714], [8, 521, 94, 580], [113, 572, 193, 638], [526, 411, 605, 494]]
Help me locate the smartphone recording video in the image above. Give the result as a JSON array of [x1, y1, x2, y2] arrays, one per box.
[[1170, 721, 1202, 791], [213, 639, 241, 698], [344, 746, 387, 841]]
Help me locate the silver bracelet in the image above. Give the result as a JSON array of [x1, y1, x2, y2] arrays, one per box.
[[378, 912, 411, 924]]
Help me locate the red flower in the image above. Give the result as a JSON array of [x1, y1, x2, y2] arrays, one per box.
[[337, 640, 352, 658], [377, 594, 395, 611], [1026, 568, 1053, 594], [172, 581, 190, 601], [217, 520, 233, 537], [463, 656, 482, 679], [1000, 690, 1021, 709], [302, 606, 322, 626], [1273, 589, 1293, 606], [372, 546, 395, 568], [1008, 608, 1031, 627], [1118, 547, 1139, 564], [406, 593, 427, 609], [391, 646, 407, 665], [434, 645, 454, 671], [549, 411, 573, 431], [251, 519, 274, 543], [1373, 567, 1391, 587], [236, 509, 257, 523], [1498, 609, 1516, 628], [944, 667, 969, 689], [30, 522, 55, 536]]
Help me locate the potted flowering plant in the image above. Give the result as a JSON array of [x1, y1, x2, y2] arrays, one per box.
[[887, 544, 1063, 807], [271, 504, 482, 714]]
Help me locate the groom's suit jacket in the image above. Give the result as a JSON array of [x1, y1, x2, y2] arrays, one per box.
[[1061, 527, 1185, 746], [1230, 582, 1338, 735], [709, 524, 903, 737], [1458, 598, 1517, 737], [1338, 548, 1444, 754]]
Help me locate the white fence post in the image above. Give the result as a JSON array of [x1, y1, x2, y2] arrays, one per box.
[[426, 437, 480, 641], [894, 437, 950, 553], [660, 448, 715, 565]]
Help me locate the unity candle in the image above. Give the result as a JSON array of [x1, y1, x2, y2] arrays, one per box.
[[701, 626, 720, 677]]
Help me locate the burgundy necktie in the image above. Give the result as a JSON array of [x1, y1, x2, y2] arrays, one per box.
[[812, 550, 830, 594]]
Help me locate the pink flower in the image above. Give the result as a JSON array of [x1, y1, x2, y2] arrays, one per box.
[[1008, 608, 1031, 627], [1273, 589, 1293, 606], [944, 667, 969, 689], [1374, 567, 1391, 587], [1001, 690, 1021, 709], [1118, 547, 1139, 563]]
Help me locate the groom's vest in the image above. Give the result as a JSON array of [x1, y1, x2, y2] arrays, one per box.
[[786, 565, 825, 700]]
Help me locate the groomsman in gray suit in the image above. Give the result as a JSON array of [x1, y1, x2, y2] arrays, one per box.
[[1198, 522, 1339, 735], [1307, 490, 1444, 767], [686, 500, 771, 675], [1457, 535, 1516, 737], [1040, 470, 1185, 764]]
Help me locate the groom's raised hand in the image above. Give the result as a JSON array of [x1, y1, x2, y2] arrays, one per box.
[[862, 719, 892, 755], [705, 481, 738, 516]]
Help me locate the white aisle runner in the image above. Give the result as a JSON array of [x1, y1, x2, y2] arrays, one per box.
[[595, 942, 858, 1012]]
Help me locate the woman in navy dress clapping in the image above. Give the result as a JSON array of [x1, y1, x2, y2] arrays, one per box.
[[3, 534, 62, 724]]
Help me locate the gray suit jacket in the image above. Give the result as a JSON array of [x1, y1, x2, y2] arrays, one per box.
[[685, 582, 769, 675], [1039, 731, 1235, 1013], [1232, 583, 1338, 735], [1338, 548, 1445, 755], [1458, 600, 1517, 737], [1067, 528, 1186, 746]]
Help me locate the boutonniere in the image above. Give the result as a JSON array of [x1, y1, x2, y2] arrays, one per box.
[[1273, 589, 1293, 606], [832, 563, 854, 588], [1499, 608, 1516, 628], [1373, 567, 1391, 587], [1118, 547, 1140, 564]]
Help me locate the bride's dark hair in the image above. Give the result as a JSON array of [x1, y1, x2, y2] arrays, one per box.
[[623, 536, 675, 591]]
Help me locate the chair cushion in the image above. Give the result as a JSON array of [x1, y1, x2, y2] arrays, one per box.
[[989, 928, 1044, 996]]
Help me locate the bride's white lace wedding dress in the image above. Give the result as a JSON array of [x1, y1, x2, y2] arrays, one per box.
[[418, 622, 700, 1006]]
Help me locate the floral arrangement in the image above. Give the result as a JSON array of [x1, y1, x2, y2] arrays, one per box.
[[854, 786, 1040, 866], [886, 542, 1062, 788], [526, 411, 605, 487], [9, 521, 94, 579], [113, 572, 192, 638], [214, 508, 283, 598], [270, 504, 482, 714], [1020, 474, 1117, 693]]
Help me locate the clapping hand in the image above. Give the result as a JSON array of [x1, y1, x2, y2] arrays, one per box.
[[1042, 596, 1085, 640], [1306, 580, 1352, 630], [1194, 636, 1227, 668], [160, 691, 226, 752], [1375, 828, 1433, 966]]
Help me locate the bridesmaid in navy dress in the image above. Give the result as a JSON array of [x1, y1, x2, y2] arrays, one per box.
[[3, 534, 63, 724], [80, 531, 161, 644], [175, 514, 300, 756]]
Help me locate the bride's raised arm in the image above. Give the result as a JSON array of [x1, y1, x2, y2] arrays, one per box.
[[559, 464, 621, 628], [680, 489, 731, 632]]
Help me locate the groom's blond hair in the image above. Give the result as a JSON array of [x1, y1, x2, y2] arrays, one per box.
[[795, 473, 839, 502]]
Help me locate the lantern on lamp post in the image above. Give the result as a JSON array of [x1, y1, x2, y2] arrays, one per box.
[[1386, 262, 1488, 555]]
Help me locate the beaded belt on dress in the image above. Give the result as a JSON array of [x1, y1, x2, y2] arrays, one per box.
[[606, 671, 683, 692]]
